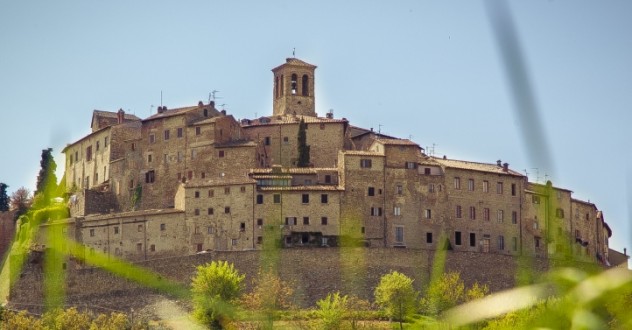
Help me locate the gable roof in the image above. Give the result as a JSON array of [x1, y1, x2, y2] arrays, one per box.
[[143, 103, 220, 122], [348, 125, 397, 139], [432, 156, 525, 177], [91, 110, 140, 130]]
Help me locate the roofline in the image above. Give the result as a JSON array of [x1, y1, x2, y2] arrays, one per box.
[[62, 125, 112, 153]]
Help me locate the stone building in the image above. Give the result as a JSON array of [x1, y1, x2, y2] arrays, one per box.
[[54, 57, 614, 265]]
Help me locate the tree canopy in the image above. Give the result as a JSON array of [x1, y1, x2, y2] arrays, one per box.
[[0, 183, 9, 212], [297, 118, 310, 167], [35, 148, 58, 205]]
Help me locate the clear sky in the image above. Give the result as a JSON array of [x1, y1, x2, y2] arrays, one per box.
[[1, 1, 630, 255]]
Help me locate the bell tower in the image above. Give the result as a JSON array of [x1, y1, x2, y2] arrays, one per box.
[[272, 57, 317, 117]]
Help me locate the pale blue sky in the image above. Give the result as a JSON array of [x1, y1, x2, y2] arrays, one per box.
[[1, 0, 630, 254]]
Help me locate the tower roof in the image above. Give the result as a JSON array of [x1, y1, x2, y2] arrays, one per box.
[[272, 57, 317, 71]]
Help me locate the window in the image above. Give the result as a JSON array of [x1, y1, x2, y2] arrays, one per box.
[[196, 243, 203, 252], [303, 217, 310, 225], [585, 213, 590, 221], [321, 194, 328, 203], [145, 170, 155, 183], [137, 224, 143, 232], [325, 175, 332, 183], [468, 179, 474, 191], [219, 150, 225, 158], [194, 191, 200, 198], [240, 223, 245, 232], [428, 183, 435, 193], [454, 177, 461, 190], [483, 180, 489, 193], [497, 210, 504, 223], [147, 154, 153, 163], [86, 146, 93, 161], [90, 229, 95, 237], [131, 142, 135, 151], [150, 244, 155, 252], [455, 231, 462, 245], [191, 149, 197, 159], [426, 232, 433, 244], [532, 195, 541, 204], [240, 186, 246, 193], [164, 129, 170, 140], [257, 236, 263, 244], [273, 194, 281, 203], [483, 208, 490, 221], [160, 223, 166, 231], [405, 161, 416, 169], [425, 209, 432, 219], [371, 207, 383, 216], [177, 151, 183, 163], [533, 220, 539, 230], [556, 208, 565, 218], [302, 74, 309, 95], [104, 137, 108, 148], [137, 243, 142, 252], [231, 239, 238, 246], [321, 217, 328, 225], [512, 237, 518, 251], [394, 206, 401, 216], [498, 236, 505, 250], [207, 226, 214, 234], [469, 233, 476, 247], [195, 127, 201, 135], [264, 136, 271, 145], [424, 168, 431, 175], [164, 153, 168, 164], [283, 136, 289, 144], [291, 73, 298, 94], [360, 159, 372, 168], [497, 182, 503, 194], [285, 217, 297, 225], [512, 211, 518, 224], [456, 205, 462, 218], [257, 218, 263, 227], [511, 183, 516, 196], [302, 194, 309, 204], [208, 208, 214, 215], [194, 208, 200, 216], [114, 226, 119, 234], [256, 194, 263, 204], [535, 237, 541, 248], [395, 226, 404, 243], [177, 127, 183, 138], [149, 133, 155, 144], [96, 141, 100, 151], [396, 185, 403, 195], [208, 189, 214, 197], [368, 187, 375, 196], [224, 187, 230, 194], [188, 171, 193, 180], [225, 206, 230, 214], [469, 206, 476, 220]]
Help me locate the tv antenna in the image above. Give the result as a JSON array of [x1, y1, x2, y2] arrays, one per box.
[[531, 168, 540, 183], [523, 169, 529, 178], [219, 103, 227, 111], [378, 124, 383, 134], [426, 143, 437, 157], [208, 90, 222, 103]]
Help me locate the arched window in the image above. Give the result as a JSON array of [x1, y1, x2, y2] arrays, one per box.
[[275, 76, 279, 98], [302, 74, 309, 96], [203, 109, 208, 117], [280, 75, 284, 96], [291, 74, 297, 95]]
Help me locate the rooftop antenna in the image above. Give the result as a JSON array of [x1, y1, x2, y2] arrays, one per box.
[[531, 168, 540, 183], [219, 103, 227, 111], [523, 169, 529, 178], [208, 90, 222, 103], [160, 91, 163, 107], [378, 124, 383, 134], [292, 48, 296, 57]]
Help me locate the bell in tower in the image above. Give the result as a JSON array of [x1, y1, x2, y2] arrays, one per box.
[[272, 57, 317, 117]]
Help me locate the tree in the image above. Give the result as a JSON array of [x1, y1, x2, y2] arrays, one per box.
[[374, 271, 418, 329], [10, 187, 32, 220], [420, 271, 489, 316], [316, 292, 348, 330], [0, 183, 9, 212], [241, 269, 294, 328], [297, 118, 310, 167], [35, 148, 58, 205], [192, 261, 245, 329]]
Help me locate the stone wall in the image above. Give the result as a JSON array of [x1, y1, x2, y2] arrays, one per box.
[[8, 247, 585, 316], [0, 211, 16, 261]]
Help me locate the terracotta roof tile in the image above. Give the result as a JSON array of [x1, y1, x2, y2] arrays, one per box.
[[342, 150, 384, 156], [432, 156, 525, 177], [242, 114, 346, 127], [271, 57, 317, 71], [374, 138, 421, 147]]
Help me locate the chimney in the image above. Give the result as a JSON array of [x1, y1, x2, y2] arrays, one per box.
[[210, 100, 215, 108], [198, 101, 204, 107], [625, 248, 627, 256], [221, 110, 226, 115], [117, 109, 125, 124], [497, 159, 502, 167], [503, 163, 509, 172], [326, 111, 333, 119]]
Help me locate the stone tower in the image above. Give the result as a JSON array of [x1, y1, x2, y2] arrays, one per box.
[[272, 58, 317, 117]]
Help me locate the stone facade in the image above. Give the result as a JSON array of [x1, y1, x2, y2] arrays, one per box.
[[54, 57, 614, 266]]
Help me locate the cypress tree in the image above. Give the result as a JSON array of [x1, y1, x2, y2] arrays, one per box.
[[0, 183, 9, 212], [35, 148, 58, 204], [297, 118, 310, 167]]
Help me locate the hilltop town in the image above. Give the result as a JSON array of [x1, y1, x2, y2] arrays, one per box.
[[54, 57, 618, 266]]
